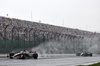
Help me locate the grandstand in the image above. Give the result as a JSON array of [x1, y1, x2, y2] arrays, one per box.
[[0, 16, 100, 53]]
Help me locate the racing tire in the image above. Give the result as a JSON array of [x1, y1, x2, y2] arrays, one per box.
[[90, 53, 92, 57], [9, 53, 14, 59], [33, 53, 38, 59], [76, 53, 81, 56]]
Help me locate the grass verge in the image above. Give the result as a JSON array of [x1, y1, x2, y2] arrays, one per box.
[[78, 62, 100, 66], [0, 56, 7, 58]]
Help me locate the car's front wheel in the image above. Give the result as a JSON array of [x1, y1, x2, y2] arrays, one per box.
[[33, 53, 38, 59]]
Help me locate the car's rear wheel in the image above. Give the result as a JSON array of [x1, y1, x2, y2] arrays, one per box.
[[90, 53, 92, 57], [9, 53, 14, 59], [76, 53, 81, 56]]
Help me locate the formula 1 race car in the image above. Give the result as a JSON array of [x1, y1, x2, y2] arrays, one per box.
[[7, 50, 38, 59], [76, 52, 92, 57]]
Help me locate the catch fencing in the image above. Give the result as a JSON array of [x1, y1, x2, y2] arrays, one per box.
[[0, 24, 84, 53]]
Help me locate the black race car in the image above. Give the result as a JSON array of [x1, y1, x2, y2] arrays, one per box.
[[76, 52, 92, 57], [7, 50, 38, 59]]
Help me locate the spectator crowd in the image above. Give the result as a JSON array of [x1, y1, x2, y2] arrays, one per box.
[[0, 16, 99, 41]]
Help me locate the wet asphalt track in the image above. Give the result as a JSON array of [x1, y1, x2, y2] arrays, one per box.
[[0, 54, 100, 66]]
